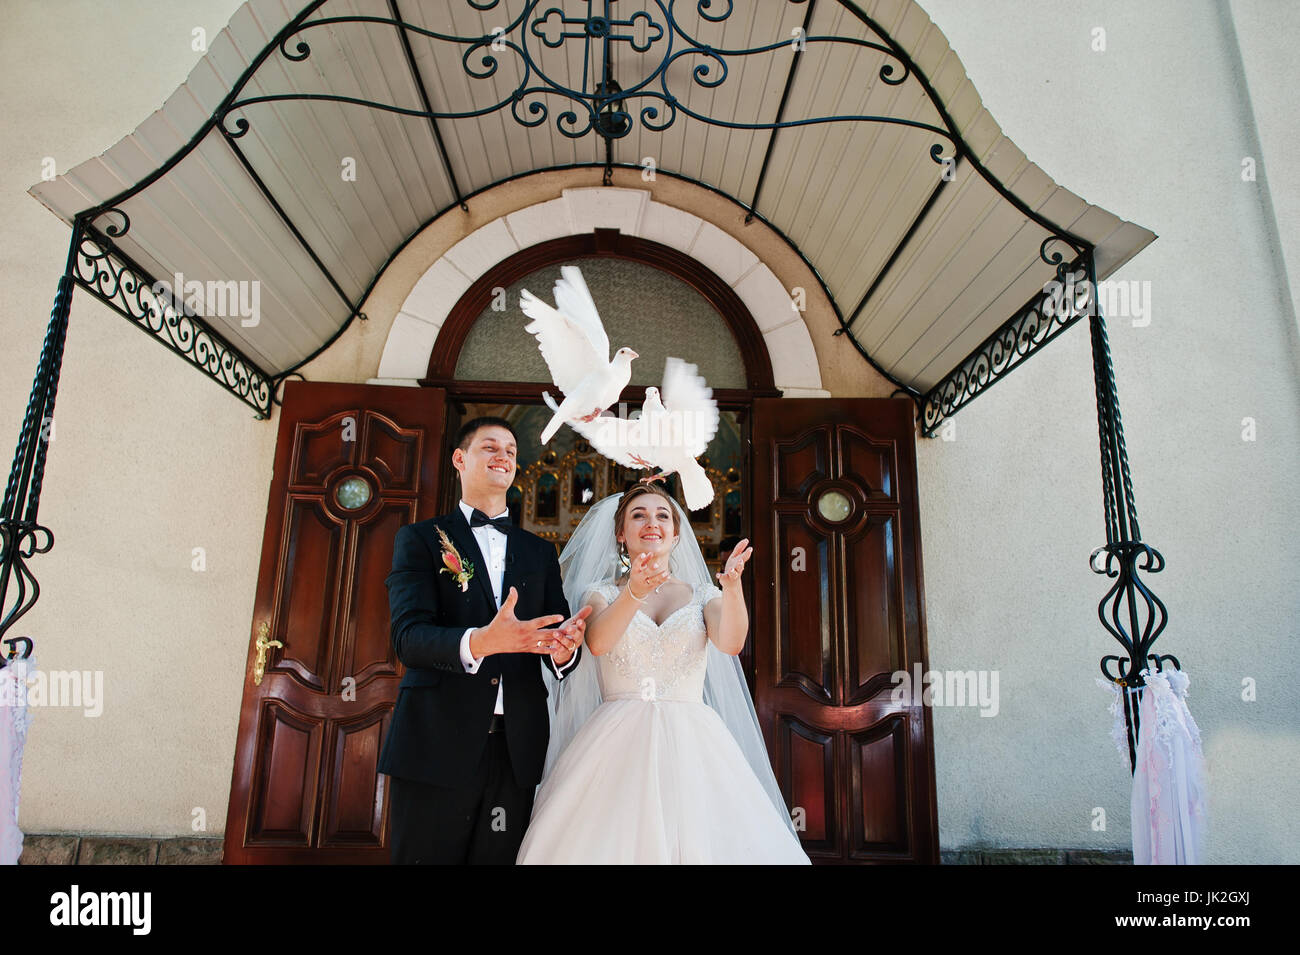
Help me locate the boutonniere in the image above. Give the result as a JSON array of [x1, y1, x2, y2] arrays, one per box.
[[435, 527, 475, 592]]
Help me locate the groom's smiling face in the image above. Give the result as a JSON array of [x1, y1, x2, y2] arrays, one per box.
[[453, 425, 517, 493]]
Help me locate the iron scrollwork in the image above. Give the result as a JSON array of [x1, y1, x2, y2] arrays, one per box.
[[920, 253, 1092, 436], [0, 521, 53, 650], [1040, 234, 1088, 283], [71, 211, 273, 419], [217, 0, 955, 157], [1093, 541, 1169, 688]]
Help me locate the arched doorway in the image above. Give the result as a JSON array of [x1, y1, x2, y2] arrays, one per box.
[[422, 229, 780, 683]]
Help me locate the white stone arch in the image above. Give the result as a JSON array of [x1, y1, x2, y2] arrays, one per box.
[[371, 186, 829, 396]]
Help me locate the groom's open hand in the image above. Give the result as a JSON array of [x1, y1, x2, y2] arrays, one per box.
[[469, 587, 589, 658]]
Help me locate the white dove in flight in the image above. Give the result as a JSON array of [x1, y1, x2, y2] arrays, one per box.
[[520, 265, 638, 445], [548, 356, 720, 510]]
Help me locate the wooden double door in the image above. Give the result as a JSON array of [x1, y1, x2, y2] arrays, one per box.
[[223, 382, 937, 863]]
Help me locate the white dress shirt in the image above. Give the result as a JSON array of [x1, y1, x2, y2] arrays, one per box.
[[456, 499, 577, 713]]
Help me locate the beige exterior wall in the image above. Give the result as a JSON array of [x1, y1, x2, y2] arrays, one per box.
[[919, 0, 1300, 864], [0, 1, 1294, 861]]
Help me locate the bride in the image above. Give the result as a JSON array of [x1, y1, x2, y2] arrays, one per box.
[[516, 484, 810, 864]]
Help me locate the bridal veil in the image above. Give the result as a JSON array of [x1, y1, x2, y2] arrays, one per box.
[[541, 491, 797, 835]]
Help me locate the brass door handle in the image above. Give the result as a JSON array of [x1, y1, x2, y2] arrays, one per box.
[[253, 621, 283, 686]]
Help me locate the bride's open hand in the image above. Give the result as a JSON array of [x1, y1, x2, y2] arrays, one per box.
[[627, 550, 670, 599], [716, 538, 751, 590]]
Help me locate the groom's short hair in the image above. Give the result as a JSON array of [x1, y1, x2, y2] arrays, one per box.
[[455, 416, 518, 455]]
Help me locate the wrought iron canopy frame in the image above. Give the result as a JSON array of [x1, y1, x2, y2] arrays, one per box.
[[8, 0, 1167, 779], [64, 0, 1093, 427]]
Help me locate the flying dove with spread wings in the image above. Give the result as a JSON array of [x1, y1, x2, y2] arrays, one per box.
[[546, 356, 720, 510], [520, 265, 638, 445]]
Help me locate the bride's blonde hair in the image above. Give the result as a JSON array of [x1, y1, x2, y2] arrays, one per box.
[[613, 484, 684, 569]]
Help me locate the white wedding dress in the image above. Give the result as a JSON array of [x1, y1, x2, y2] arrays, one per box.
[[516, 581, 810, 864]]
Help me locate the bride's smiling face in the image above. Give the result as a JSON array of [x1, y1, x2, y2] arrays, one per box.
[[617, 493, 679, 563]]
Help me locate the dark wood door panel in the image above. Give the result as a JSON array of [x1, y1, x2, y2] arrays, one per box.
[[290, 414, 357, 486], [775, 714, 837, 855], [244, 701, 321, 847], [774, 510, 834, 701], [774, 428, 832, 498], [839, 425, 898, 502], [359, 410, 425, 491], [848, 714, 911, 859], [343, 505, 414, 686], [843, 512, 904, 702], [318, 706, 392, 848], [274, 498, 343, 689]]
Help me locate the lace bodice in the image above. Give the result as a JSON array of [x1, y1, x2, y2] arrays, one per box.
[[587, 581, 723, 703]]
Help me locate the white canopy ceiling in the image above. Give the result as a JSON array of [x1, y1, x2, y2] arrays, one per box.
[[28, 0, 1155, 425]]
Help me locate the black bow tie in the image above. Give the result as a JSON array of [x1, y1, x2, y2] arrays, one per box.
[[469, 508, 511, 534]]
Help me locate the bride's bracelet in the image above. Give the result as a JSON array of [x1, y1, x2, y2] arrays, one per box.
[[625, 583, 649, 603]]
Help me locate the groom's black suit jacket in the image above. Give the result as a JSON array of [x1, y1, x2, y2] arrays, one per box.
[[378, 507, 580, 789]]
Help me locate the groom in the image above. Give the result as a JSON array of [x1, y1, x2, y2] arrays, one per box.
[[379, 416, 589, 864]]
